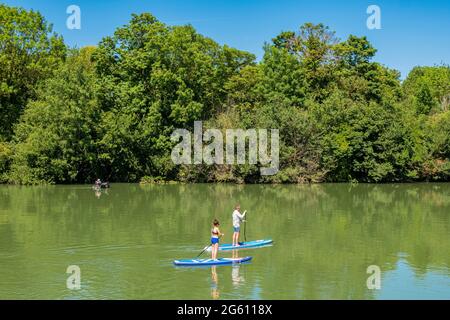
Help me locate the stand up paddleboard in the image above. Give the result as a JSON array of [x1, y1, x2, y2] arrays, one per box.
[[174, 256, 252, 266], [207, 239, 273, 251]]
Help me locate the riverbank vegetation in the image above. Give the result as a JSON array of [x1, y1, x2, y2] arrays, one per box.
[[1, 5, 449, 184]]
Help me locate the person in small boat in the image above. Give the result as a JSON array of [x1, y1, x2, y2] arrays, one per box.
[[95, 178, 101, 187], [232, 204, 246, 247], [211, 219, 224, 260]]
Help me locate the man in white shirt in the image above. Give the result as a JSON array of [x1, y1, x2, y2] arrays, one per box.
[[232, 204, 247, 247]]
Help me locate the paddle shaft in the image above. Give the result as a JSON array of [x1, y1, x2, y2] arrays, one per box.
[[197, 235, 222, 258], [244, 211, 248, 242]]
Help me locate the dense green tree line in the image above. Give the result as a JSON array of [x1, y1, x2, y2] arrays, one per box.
[[0, 5, 449, 184]]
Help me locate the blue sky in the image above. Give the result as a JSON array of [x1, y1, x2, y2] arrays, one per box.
[[2, 0, 450, 78]]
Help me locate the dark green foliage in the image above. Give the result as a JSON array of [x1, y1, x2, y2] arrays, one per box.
[[1, 5, 449, 184], [403, 65, 450, 114], [8, 48, 99, 184], [91, 13, 254, 182], [0, 4, 66, 140]]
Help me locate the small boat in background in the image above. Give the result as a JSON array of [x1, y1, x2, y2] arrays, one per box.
[[93, 180, 110, 190]]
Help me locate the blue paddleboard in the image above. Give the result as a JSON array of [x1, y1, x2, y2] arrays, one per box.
[[173, 256, 252, 266], [207, 239, 273, 251]]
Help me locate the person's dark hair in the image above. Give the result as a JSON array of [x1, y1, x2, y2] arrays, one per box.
[[213, 219, 220, 226]]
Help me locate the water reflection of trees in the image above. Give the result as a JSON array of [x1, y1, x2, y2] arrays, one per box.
[[0, 183, 449, 299]]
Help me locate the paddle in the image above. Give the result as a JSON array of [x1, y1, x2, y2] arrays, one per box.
[[244, 210, 247, 243], [196, 235, 222, 259]]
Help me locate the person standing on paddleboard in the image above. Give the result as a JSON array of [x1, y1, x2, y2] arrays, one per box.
[[232, 205, 247, 247], [211, 219, 224, 260]]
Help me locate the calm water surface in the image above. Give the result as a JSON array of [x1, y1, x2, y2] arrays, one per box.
[[0, 183, 449, 299]]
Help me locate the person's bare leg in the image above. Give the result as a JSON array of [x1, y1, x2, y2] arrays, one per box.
[[236, 232, 240, 246], [213, 244, 218, 260]]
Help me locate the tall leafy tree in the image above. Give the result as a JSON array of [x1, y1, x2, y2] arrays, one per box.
[[262, 23, 338, 106], [9, 48, 100, 184], [403, 66, 450, 114], [92, 13, 254, 181], [0, 4, 66, 140]]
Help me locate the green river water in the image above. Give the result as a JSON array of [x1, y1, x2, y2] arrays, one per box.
[[0, 183, 449, 300]]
